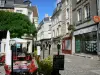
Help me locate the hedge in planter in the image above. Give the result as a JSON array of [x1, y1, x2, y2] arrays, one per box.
[[38, 56, 53, 75]]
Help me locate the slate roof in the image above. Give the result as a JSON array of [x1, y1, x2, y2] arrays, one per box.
[[0, 0, 31, 8], [14, 0, 24, 4]]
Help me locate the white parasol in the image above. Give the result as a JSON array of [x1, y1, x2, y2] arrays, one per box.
[[11, 38, 27, 43], [5, 30, 11, 65]]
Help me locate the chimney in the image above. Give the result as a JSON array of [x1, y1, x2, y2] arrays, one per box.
[[45, 14, 48, 17]]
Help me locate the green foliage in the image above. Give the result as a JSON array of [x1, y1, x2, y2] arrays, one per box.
[[68, 24, 75, 31], [34, 49, 37, 57], [38, 56, 53, 75], [0, 11, 37, 38]]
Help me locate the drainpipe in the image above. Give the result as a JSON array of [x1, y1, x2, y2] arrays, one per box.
[[96, 0, 100, 54]]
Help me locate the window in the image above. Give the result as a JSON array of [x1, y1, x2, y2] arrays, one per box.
[[84, 3, 90, 19], [66, 8, 69, 19], [57, 28, 58, 36], [58, 25, 61, 35], [77, 8, 82, 22], [65, 40, 71, 50], [49, 25, 51, 30], [53, 30, 55, 37], [16, 10, 23, 13], [0, 1, 4, 6], [66, 0, 68, 5]]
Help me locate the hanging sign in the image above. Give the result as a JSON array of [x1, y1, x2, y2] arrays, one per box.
[[93, 16, 100, 23]]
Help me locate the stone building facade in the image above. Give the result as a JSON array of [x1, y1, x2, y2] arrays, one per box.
[[72, 0, 98, 54]]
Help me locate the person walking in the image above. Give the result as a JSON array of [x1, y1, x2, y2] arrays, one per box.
[[57, 42, 61, 55], [37, 43, 41, 60], [48, 43, 51, 55], [97, 51, 100, 61]]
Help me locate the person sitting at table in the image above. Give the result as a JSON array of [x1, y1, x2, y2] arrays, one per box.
[[28, 60, 38, 75]]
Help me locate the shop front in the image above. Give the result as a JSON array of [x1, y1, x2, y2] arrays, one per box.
[[74, 25, 97, 54], [62, 37, 72, 54]]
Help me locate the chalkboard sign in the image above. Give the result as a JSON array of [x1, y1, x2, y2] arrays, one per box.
[[53, 55, 64, 70]]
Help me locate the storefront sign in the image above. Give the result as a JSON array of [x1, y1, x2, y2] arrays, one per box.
[[74, 25, 97, 35]]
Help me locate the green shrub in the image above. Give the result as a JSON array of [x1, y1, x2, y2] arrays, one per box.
[[38, 56, 53, 75], [34, 50, 37, 57]]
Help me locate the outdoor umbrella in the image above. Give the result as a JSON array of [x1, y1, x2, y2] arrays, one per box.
[[5, 30, 11, 65], [11, 38, 27, 43]]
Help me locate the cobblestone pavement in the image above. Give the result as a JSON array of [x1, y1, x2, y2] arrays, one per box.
[[60, 54, 100, 75], [0, 65, 5, 75], [40, 50, 100, 75]]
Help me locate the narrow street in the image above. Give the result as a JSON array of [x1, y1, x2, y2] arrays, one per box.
[[60, 55, 100, 75], [41, 49, 100, 75], [0, 66, 5, 75]]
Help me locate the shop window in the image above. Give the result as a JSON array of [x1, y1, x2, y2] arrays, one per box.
[[65, 40, 71, 50]]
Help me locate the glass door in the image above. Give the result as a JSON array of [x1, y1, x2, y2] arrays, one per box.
[[75, 35, 81, 53]]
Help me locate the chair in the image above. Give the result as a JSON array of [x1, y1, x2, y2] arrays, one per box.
[[28, 60, 38, 74], [0, 55, 5, 64], [26, 55, 30, 61], [13, 56, 18, 61], [4, 64, 11, 75]]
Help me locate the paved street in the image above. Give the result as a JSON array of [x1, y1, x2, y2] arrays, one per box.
[[60, 54, 100, 75], [40, 49, 100, 75], [0, 65, 5, 75]]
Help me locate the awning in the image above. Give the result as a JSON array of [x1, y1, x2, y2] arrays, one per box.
[[11, 38, 27, 43], [74, 25, 97, 35]]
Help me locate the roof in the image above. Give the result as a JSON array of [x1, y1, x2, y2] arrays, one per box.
[[14, 0, 24, 4], [51, 2, 62, 18], [44, 17, 50, 21], [32, 6, 38, 17]]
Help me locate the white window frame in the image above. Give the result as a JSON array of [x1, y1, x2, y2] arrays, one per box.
[[16, 10, 23, 13], [77, 8, 82, 22], [66, 8, 69, 19], [58, 25, 61, 36], [84, 3, 90, 19], [49, 25, 51, 30], [66, 0, 69, 5]]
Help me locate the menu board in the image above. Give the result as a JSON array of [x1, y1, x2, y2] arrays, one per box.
[[53, 55, 64, 70]]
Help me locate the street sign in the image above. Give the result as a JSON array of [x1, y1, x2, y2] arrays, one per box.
[[53, 55, 64, 70]]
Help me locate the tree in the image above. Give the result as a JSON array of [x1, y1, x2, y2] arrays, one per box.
[[0, 11, 36, 38]]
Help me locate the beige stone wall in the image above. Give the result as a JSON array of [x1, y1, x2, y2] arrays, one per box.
[[0, 9, 14, 12]]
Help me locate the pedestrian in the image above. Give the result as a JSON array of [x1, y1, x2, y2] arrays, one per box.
[[49, 43, 51, 55], [57, 42, 61, 55], [97, 51, 100, 61], [37, 43, 41, 60], [40, 45, 42, 51]]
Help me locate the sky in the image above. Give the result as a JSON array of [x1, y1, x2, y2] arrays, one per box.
[[30, 0, 57, 23]]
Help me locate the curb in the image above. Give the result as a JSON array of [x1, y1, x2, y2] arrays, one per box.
[[73, 54, 93, 59]]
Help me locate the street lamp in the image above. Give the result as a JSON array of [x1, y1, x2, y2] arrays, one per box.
[[9, 40, 16, 73]]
